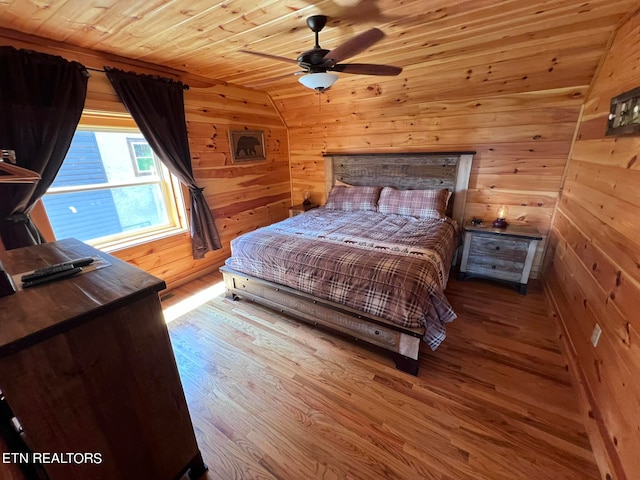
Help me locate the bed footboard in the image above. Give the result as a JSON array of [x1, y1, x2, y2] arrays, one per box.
[[220, 266, 423, 375]]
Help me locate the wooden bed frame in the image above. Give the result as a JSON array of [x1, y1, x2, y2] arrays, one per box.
[[220, 152, 474, 375]]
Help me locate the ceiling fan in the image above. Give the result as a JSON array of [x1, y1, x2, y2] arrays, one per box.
[[240, 15, 402, 92]]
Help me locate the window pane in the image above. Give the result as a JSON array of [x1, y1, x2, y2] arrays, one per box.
[[43, 190, 121, 242], [52, 131, 110, 187], [112, 183, 169, 231], [136, 156, 155, 173], [133, 143, 152, 158], [43, 184, 170, 242]]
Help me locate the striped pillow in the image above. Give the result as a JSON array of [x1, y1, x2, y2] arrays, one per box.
[[324, 186, 381, 212], [377, 187, 449, 219]]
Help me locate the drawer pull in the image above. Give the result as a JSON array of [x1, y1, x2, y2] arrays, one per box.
[[375, 330, 380, 335], [495, 246, 500, 251], [491, 265, 496, 269]]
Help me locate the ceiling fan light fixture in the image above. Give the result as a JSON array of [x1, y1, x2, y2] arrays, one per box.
[[298, 72, 339, 91]]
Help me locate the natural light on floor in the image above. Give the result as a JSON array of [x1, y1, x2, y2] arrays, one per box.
[[162, 281, 226, 324]]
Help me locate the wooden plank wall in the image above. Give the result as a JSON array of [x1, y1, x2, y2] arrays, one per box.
[[0, 30, 290, 290], [274, 76, 586, 279], [543, 9, 640, 480]]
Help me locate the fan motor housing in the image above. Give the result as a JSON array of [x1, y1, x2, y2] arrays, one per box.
[[297, 49, 331, 70]]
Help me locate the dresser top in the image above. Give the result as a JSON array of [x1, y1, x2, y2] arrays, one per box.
[[0, 238, 165, 357], [464, 223, 543, 240]]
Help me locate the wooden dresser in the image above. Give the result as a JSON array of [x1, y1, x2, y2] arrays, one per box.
[[458, 224, 542, 294], [0, 238, 206, 480]]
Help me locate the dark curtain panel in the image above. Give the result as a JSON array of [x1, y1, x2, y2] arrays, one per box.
[[104, 67, 221, 259], [0, 47, 88, 249]]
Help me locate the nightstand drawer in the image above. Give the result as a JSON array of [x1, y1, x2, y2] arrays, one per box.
[[465, 256, 525, 282], [468, 236, 530, 262]]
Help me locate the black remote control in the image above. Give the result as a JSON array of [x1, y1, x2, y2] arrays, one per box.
[[22, 267, 83, 288], [21, 257, 94, 283]]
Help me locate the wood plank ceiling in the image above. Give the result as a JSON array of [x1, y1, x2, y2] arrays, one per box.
[[0, 0, 634, 99]]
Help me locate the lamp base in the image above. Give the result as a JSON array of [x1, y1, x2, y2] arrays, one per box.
[[492, 218, 508, 229]]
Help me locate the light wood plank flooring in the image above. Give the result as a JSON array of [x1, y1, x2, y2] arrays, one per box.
[[163, 273, 598, 480]]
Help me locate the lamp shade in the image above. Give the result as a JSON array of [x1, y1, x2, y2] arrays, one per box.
[[298, 72, 339, 91]]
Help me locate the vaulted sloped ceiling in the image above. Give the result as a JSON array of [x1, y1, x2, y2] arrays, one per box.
[[0, 0, 635, 105]]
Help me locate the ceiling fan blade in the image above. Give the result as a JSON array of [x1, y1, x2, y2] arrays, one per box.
[[322, 28, 385, 65], [332, 63, 402, 76], [239, 49, 297, 64]]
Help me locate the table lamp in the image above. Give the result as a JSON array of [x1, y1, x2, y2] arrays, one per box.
[[492, 205, 509, 228]]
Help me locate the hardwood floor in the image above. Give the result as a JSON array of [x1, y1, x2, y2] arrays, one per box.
[[162, 273, 599, 480]]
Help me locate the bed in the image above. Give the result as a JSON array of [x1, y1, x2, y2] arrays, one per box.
[[220, 152, 473, 374]]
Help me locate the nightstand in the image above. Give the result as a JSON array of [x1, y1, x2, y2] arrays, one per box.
[[458, 224, 543, 294], [289, 203, 318, 217]]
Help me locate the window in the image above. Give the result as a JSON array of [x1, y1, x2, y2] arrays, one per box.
[[128, 139, 157, 176], [42, 128, 186, 249]]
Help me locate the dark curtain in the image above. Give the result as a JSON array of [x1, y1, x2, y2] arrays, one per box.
[[0, 47, 88, 249], [104, 67, 221, 259]]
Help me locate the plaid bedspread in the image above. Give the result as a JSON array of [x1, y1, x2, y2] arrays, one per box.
[[225, 209, 460, 349]]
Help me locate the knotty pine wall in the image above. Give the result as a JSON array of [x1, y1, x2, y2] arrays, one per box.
[[274, 79, 587, 279], [544, 10, 640, 480], [0, 31, 290, 289]]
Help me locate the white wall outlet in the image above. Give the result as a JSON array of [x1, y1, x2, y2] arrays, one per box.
[[591, 324, 602, 347]]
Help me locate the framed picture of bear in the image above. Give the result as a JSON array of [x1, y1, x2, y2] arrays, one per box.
[[229, 130, 266, 162]]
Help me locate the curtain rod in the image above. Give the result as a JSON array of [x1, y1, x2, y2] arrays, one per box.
[[86, 66, 189, 90]]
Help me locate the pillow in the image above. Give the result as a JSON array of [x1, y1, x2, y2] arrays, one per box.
[[377, 187, 449, 219], [325, 185, 381, 212]]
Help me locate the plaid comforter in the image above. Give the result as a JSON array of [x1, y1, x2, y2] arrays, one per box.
[[225, 209, 460, 349]]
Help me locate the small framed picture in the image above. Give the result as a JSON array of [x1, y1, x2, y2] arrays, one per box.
[[229, 130, 266, 162]]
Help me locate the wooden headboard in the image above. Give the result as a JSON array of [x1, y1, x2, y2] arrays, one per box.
[[324, 152, 474, 227]]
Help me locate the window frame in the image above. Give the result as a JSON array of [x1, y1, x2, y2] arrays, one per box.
[[43, 117, 189, 252]]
